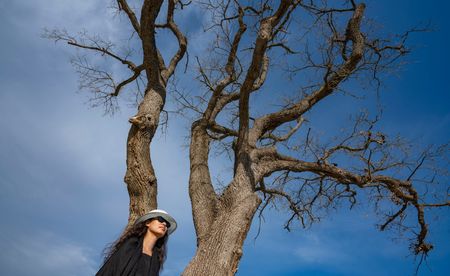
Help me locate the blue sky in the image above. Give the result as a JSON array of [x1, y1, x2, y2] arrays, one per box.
[[0, 0, 449, 275]]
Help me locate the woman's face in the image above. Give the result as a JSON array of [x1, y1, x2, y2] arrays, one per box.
[[145, 217, 168, 238]]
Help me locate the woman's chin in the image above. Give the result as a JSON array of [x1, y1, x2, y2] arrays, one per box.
[[153, 230, 166, 238]]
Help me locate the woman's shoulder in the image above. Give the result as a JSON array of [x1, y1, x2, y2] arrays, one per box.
[[122, 236, 141, 247], [113, 235, 142, 257]]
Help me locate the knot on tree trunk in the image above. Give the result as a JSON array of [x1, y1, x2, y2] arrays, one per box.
[[129, 114, 153, 130], [233, 248, 243, 257]]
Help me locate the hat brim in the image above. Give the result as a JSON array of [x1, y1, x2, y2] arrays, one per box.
[[135, 210, 177, 235]]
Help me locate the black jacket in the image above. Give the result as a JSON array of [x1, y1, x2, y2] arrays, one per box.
[[96, 236, 160, 276]]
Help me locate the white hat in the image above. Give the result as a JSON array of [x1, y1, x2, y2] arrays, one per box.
[[134, 209, 177, 235]]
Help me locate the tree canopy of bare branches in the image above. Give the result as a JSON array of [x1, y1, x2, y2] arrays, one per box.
[[178, 0, 449, 274], [47, 0, 448, 275]]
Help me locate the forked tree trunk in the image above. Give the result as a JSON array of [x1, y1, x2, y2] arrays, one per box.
[[183, 192, 261, 276], [186, 117, 264, 275], [185, 121, 262, 276]]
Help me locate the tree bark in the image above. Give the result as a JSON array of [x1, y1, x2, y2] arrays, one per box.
[[189, 120, 218, 245], [183, 188, 261, 276], [185, 135, 262, 275], [123, 0, 167, 225], [124, 85, 166, 224]]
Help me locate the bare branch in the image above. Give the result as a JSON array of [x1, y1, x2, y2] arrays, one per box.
[[261, 117, 305, 143], [253, 144, 447, 255], [380, 203, 408, 231], [162, 0, 188, 82], [44, 29, 138, 70], [421, 200, 450, 207], [208, 121, 239, 139], [140, 0, 165, 86], [117, 0, 141, 36], [71, 55, 118, 113], [202, 3, 247, 122], [255, 186, 306, 229], [111, 64, 146, 96], [250, 4, 366, 144]]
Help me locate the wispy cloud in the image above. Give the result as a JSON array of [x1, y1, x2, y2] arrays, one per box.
[[0, 229, 97, 276], [1, 1, 450, 276]]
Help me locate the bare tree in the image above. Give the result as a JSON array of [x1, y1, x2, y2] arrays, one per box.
[[45, 0, 187, 225], [181, 0, 449, 275], [46, 0, 448, 275]]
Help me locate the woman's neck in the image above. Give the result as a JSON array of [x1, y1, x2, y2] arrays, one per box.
[[142, 231, 158, 256]]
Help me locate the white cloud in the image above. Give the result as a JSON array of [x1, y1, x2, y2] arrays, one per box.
[[0, 230, 97, 276]]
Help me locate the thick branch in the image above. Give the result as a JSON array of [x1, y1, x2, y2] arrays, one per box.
[[237, 0, 294, 152], [140, 0, 165, 86], [203, 5, 247, 122], [207, 54, 268, 121], [189, 120, 219, 245], [117, 0, 141, 36], [111, 64, 146, 96], [254, 147, 445, 255], [207, 121, 239, 140], [250, 4, 366, 144], [261, 117, 305, 143], [161, 0, 188, 82]]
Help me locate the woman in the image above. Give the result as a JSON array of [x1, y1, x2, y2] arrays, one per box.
[[96, 209, 177, 276]]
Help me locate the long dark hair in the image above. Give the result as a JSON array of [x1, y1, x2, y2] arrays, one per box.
[[103, 220, 168, 270]]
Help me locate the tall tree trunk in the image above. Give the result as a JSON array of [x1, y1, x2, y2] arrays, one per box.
[[124, 84, 165, 225], [183, 191, 261, 276], [188, 120, 218, 244], [123, 0, 166, 225], [186, 134, 262, 276]]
